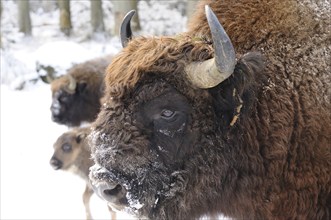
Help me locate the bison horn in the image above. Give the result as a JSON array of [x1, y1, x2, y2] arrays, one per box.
[[120, 10, 135, 48], [67, 74, 77, 92], [185, 5, 236, 89]]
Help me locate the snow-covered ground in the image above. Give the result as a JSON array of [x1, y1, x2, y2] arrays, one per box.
[[0, 1, 188, 219]]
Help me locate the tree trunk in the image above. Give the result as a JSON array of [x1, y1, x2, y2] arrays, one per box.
[[0, 1, 2, 48], [187, 0, 199, 23], [113, 0, 140, 36], [18, 0, 32, 36], [58, 0, 72, 36], [90, 0, 105, 33]]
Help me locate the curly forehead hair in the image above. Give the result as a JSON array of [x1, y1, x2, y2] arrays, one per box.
[[104, 36, 214, 97]]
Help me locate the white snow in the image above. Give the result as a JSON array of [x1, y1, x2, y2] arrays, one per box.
[[34, 41, 96, 67]]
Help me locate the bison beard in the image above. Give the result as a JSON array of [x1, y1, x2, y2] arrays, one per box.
[[89, 1, 330, 220]]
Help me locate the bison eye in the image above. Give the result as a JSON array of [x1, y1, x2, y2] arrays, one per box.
[[62, 143, 72, 152], [161, 109, 175, 119]]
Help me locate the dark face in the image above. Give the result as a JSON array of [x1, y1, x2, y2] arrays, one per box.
[[90, 81, 208, 218], [50, 89, 75, 125], [50, 82, 90, 127]]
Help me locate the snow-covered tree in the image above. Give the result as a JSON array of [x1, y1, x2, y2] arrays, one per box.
[[58, 0, 72, 36], [18, 0, 32, 36], [90, 0, 105, 33]]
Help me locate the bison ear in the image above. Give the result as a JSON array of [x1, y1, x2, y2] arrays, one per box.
[[76, 132, 87, 143], [77, 82, 87, 93], [209, 52, 266, 128]]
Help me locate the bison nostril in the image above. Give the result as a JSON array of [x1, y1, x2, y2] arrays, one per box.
[[50, 158, 62, 170], [92, 181, 125, 203], [103, 184, 122, 196]]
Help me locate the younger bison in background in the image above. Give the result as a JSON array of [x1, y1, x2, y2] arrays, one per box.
[[50, 55, 112, 127], [50, 127, 116, 220]]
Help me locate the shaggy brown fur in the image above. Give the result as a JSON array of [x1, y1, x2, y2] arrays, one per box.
[[50, 55, 112, 127], [89, 0, 330, 219], [50, 127, 116, 220]]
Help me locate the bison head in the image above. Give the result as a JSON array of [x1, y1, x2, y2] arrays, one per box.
[[50, 59, 106, 127], [50, 127, 89, 171], [89, 6, 265, 219], [50, 74, 88, 127]]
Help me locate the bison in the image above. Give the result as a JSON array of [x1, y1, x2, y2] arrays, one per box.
[[50, 55, 112, 127], [89, 0, 330, 219], [50, 127, 116, 220]]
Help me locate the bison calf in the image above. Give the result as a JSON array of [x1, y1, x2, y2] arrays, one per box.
[[50, 55, 112, 127], [50, 127, 116, 220]]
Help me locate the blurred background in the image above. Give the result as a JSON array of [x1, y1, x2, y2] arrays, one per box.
[[0, 0, 199, 219]]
